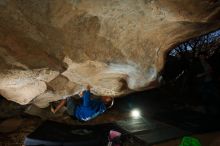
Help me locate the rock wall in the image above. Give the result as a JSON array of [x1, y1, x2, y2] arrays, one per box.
[[0, 0, 220, 107]]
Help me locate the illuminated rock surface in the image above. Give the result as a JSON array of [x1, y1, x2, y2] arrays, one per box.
[[0, 0, 220, 106]]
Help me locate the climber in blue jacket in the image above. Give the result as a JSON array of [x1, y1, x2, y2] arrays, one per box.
[[51, 85, 113, 121]]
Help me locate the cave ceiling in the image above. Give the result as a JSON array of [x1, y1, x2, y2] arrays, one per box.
[[0, 0, 220, 107]]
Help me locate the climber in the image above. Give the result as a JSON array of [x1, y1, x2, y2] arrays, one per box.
[[51, 84, 114, 121]]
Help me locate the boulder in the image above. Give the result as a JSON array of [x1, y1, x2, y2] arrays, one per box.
[[0, 0, 220, 106]]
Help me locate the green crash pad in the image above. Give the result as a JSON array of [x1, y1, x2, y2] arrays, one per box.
[[179, 136, 201, 146]]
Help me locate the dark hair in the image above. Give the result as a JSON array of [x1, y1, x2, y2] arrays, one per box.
[[102, 96, 114, 109]]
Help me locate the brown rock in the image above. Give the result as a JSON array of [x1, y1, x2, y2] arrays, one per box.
[[0, 118, 23, 133], [0, 0, 220, 106]]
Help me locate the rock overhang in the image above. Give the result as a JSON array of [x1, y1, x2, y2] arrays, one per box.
[[0, 0, 220, 107]]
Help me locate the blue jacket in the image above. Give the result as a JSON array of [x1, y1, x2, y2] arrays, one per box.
[[74, 90, 106, 121]]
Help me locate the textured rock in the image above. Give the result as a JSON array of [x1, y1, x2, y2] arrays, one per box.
[[0, 0, 220, 106], [0, 69, 59, 104]]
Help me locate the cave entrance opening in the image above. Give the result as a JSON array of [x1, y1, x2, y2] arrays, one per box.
[[161, 28, 220, 115]]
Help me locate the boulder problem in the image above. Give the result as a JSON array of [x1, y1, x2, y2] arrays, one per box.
[[0, 0, 220, 107]]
